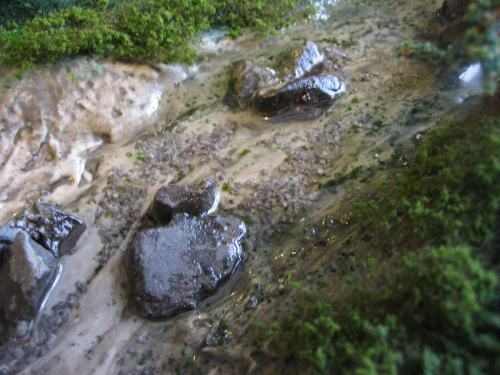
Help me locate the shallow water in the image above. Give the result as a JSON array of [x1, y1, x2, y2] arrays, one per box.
[[0, 0, 481, 373]]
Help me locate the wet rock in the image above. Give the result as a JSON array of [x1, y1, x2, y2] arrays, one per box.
[[278, 41, 325, 79], [148, 180, 219, 225], [129, 214, 246, 319], [225, 41, 345, 119], [10, 203, 86, 257], [255, 75, 345, 118], [225, 60, 279, 109], [0, 231, 58, 339]]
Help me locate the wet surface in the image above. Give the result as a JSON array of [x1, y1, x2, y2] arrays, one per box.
[[0, 204, 85, 346], [228, 40, 345, 119], [0, 0, 483, 373], [129, 182, 244, 319], [10, 203, 86, 257], [130, 213, 246, 319]]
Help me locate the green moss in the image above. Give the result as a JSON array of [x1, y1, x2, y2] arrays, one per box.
[[272, 246, 500, 375], [239, 148, 251, 158], [0, 0, 303, 66], [267, 114, 500, 374], [354, 115, 500, 251], [222, 182, 232, 192]]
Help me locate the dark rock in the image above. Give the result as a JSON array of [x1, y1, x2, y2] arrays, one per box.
[[148, 180, 219, 225], [439, 0, 470, 20], [255, 75, 345, 118], [10, 203, 86, 257], [205, 319, 232, 347], [226, 41, 345, 120], [129, 214, 246, 319], [0, 231, 59, 339], [225, 60, 279, 109]]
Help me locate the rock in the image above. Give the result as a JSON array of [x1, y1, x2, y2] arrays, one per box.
[[255, 75, 346, 118], [10, 203, 86, 257], [225, 60, 279, 109], [278, 41, 325, 80], [148, 180, 220, 225], [129, 214, 246, 319], [0, 204, 84, 342], [225, 41, 346, 119], [0, 231, 58, 338], [439, 0, 470, 20]]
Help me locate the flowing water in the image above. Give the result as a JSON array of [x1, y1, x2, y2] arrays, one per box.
[[0, 0, 482, 373]]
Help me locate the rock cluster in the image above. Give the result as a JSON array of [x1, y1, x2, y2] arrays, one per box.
[[129, 181, 246, 319], [226, 41, 345, 120], [0, 204, 86, 342]]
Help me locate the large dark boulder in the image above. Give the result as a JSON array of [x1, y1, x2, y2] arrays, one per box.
[[129, 181, 246, 319], [129, 214, 246, 319]]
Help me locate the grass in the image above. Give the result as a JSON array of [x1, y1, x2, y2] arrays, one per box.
[[0, 0, 304, 67], [265, 111, 500, 374]]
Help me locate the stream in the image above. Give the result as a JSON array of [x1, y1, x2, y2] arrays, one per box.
[[0, 0, 481, 374]]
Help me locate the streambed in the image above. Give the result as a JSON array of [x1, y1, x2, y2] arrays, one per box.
[[0, 0, 475, 373]]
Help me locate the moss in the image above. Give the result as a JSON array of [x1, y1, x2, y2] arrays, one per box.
[[354, 115, 500, 251], [239, 148, 251, 158], [0, 0, 303, 66], [271, 246, 500, 375], [267, 113, 500, 374]]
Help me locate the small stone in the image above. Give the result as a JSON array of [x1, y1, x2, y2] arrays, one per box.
[[245, 295, 259, 311], [148, 180, 219, 225]]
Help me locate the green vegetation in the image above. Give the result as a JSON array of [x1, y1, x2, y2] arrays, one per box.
[[268, 114, 500, 373], [274, 246, 500, 374], [0, 0, 302, 67], [463, 0, 500, 93], [402, 0, 500, 93], [356, 116, 500, 250]]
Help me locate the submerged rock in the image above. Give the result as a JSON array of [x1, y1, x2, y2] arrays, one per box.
[[148, 180, 219, 225], [10, 203, 86, 257], [256, 75, 345, 118], [0, 231, 59, 341], [129, 181, 246, 319]]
